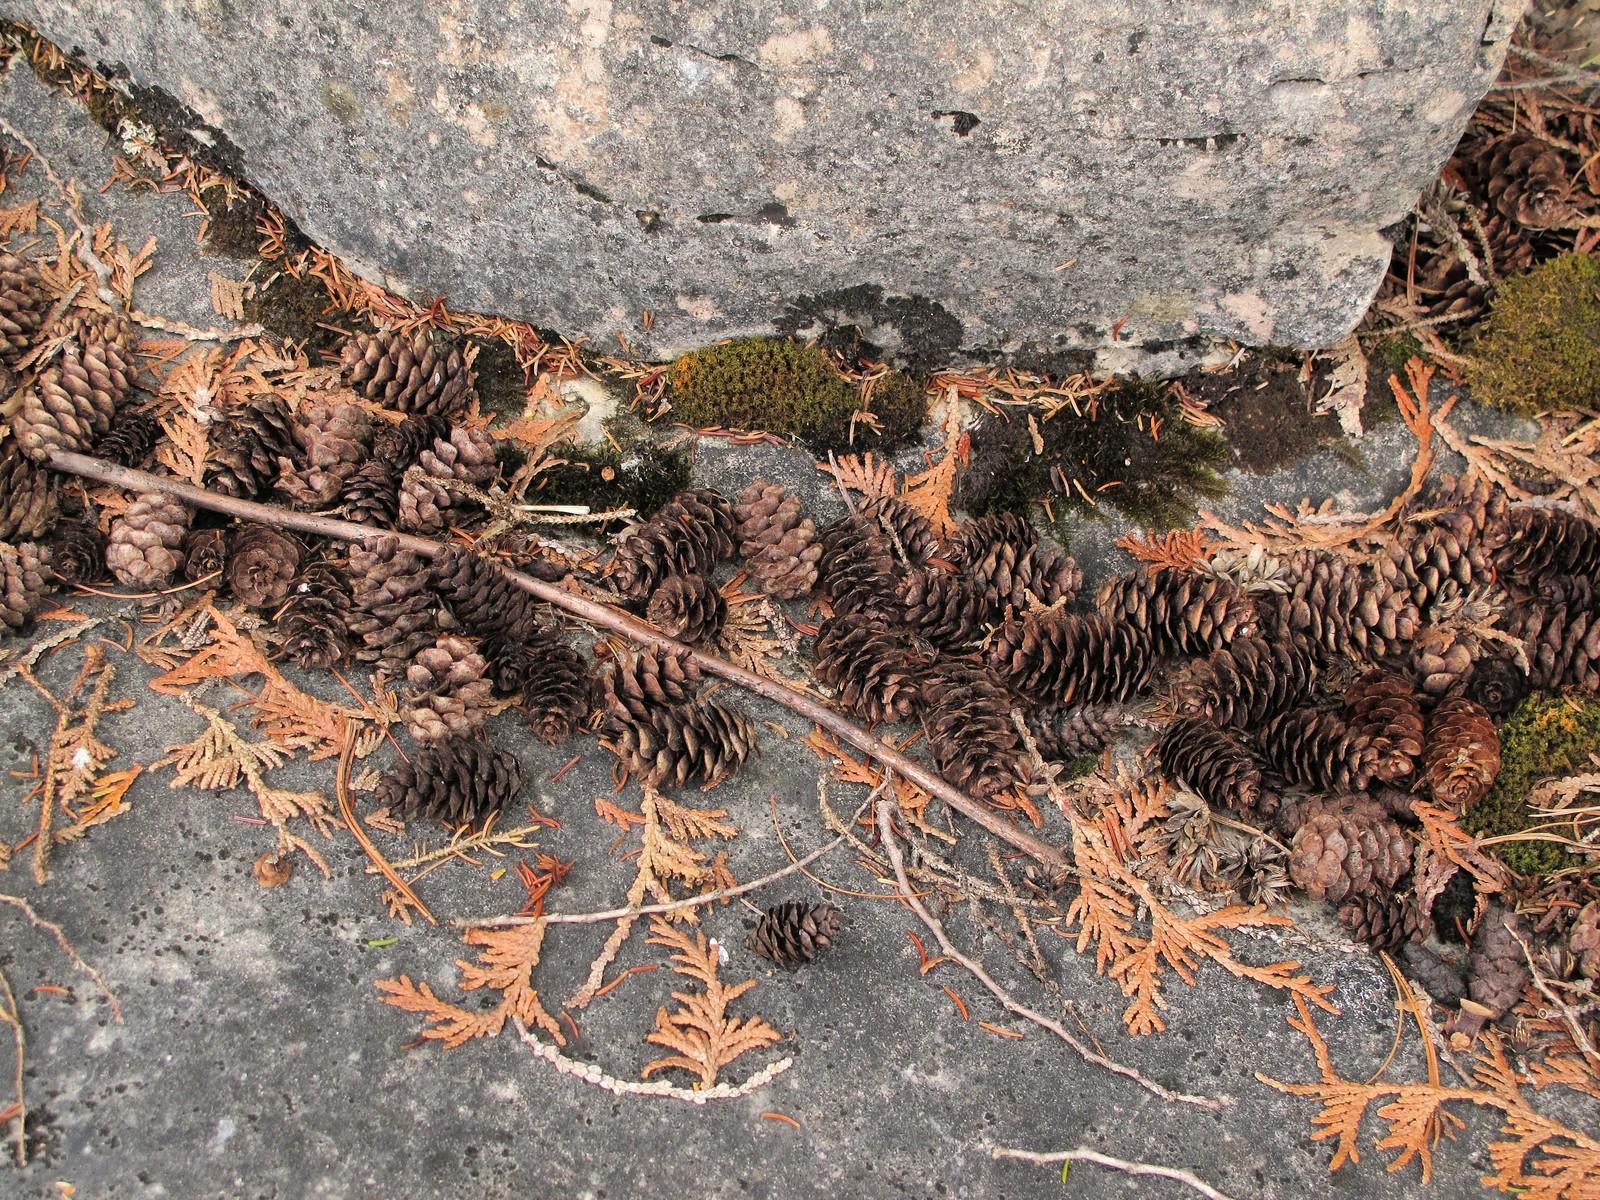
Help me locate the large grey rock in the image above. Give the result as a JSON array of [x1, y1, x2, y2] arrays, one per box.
[[11, 1, 1519, 368]]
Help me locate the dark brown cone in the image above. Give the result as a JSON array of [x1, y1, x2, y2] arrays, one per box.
[[1096, 567, 1256, 658], [1260, 707, 1378, 794], [1344, 670, 1425, 784], [917, 658, 1027, 802], [376, 735, 523, 827], [1479, 133, 1576, 230], [1171, 635, 1319, 729], [205, 397, 299, 501], [1506, 575, 1600, 693], [373, 414, 452, 465], [1029, 704, 1129, 764], [0, 541, 48, 633], [1379, 525, 1492, 621], [346, 536, 438, 673], [896, 567, 991, 650], [606, 695, 758, 789], [747, 902, 841, 970], [1338, 892, 1428, 954], [338, 460, 401, 527], [859, 496, 937, 567], [275, 557, 352, 670], [816, 511, 899, 619], [969, 539, 1082, 609], [814, 612, 924, 725], [181, 527, 228, 583], [1467, 905, 1532, 1020], [1407, 626, 1478, 700], [1428, 474, 1508, 543], [397, 424, 497, 534], [950, 512, 1037, 564], [988, 610, 1155, 708], [1156, 716, 1272, 819], [430, 544, 545, 644], [1465, 655, 1530, 718], [1424, 696, 1501, 812], [403, 634, 495, 742], [0, 448, 56, 542], [1492, 506, 1600, 587], [47, 520, 105, 586], [735, 481, 820, 599], [1269, 549, 1419, 662], [1288, 808, 1411, 903], [1410, 211, 1532, 322], [1569, 902, 1600, 982], [481, 633, 590, 743], [15, 339, 135, 461], [602, 645, 702, 726], [91, 408, 160, 468], [645, 574, 727, 644], [226, 524, 304, 609], [339, 329, 477, 417], [106, 492, 191, 587], [0, 251, 47, 360], [278, 401, 375, 507], [1280, 791, 1393, 835], [612, 488, 736, 601]]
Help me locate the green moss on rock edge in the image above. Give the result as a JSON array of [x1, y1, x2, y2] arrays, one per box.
[[1464, 253, 1600, 415]]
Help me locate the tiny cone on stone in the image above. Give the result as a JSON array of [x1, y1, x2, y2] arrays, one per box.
[[645, 573, 726, 643], [747, 901, 841, 970], [181, 527, 228, 583], [48, 519, 106, 587], [226, 524, 303, 609]]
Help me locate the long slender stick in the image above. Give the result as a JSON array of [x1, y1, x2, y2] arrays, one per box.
[[46, 450, 1069, 873], [333, 725, 437, 927], [989, 1145, 1238, 1200]]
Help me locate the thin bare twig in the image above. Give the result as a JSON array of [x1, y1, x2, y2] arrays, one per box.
[[333, 726, 437, 926], [1514, 930, 1600, 1075], [0, 965, 23, 1167], [0, 894, 120, 1020], [989, 1145, 1238, 1200]]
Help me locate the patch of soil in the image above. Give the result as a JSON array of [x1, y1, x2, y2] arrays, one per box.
[[1185, 352, 1341, 475]]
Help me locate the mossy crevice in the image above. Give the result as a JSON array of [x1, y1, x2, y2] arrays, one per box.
[[529, 415, 690, 521], [1182, 350, 1338, 476], [1464, 253, 1600, 415]]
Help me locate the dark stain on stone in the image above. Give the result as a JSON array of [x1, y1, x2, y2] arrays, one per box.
[[573, 179, 612, 204], [241, 269, 367, 355], [120, 78, 250, 180], [932, 110, 981, 136], [1155, 132, 1243, 151], [1127, 29, 1148, 54], [776, 284, 963, 374], [697, 213, 736, 224], [636, 210, 662, 233]]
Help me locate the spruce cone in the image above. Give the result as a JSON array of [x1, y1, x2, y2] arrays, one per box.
[[91, 408, 160, 468], [1424, 696, 1500, 812], [816, 511, 899, 619], [1260, 707, 1377, 794], [0, 251, 47, 360], [376, 735, 523, 827], [950, 512, 1037, 563], [1156, 717, 1272, 819], [396, 424, 497, 534], [226, 524, 303, 609], [612, 488, 735, 601], [48, 520, 105, 586], [403, 634, 495, 742], [1338, 892, 1428, 954], [747, 902, 841, 970], [347, 536, 438, 673], [1280, 791, 1393, 834], [106, 492, 191, 587], [988, 610, 1154, 708], [373, 413, 452, 464], [278, 400, 375, 506], [734, 481, 821, 600], [481, 633, 590, 743], [206, 397, 298, 501], [1030, 704, 1129, 764], [1408, 626, 1478, 700], [1270, 549, 1418, 662], [607, 695, 758, 789], [896, 568, 993, 650], [1380, 525, 1491, 621], [1288, 807, 1411, 903], [917, 658, 1027, 802], [47, 308, 133, 349], [275, 557, 352, 670], [967, 538, 1081, 609], [601, 645, 702, 725], [1508, 575, 1600, 693], [15, 339, 135, 461], [859, 496, 937, 567], [0, 541, 47, 633], [339, 460, 402, 527], [645, 573, 727, 643], [1344, 670, 1424, 784], [1429, 474, 1508, 543], [1465, 655, 1530, 718], [1569, 902, 1600, 982], [0, 449, 56, 542], [814, 612, 924, 725], [1480, 133, 1576, 230], [181, 527, 228, 583], [430, 544, 544, 643], [1171, 636, 1319, 729], [339, 329, 477, 417], [1096, 568, 1256, 658], [1467, 905, 1532, 1020], [1492, 506, 1600, 588]]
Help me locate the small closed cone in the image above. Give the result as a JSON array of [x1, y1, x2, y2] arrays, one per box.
[[646, 573, 727, 643], [1288, 807, 1411, 904], [396, 424, 497, 534], [1491, 505, 1600, 586], [1337, 892, 1428, 954], [48, 520, 106, 587], [747, 901, 841, 970], [402, 634, 495, 742], [181, 527, 228, 583], [1344, 670, 1424, 784], [430, 544, 545, 644], [814, 611, 924, 725], [816, 511, 898, 619], [340, 329, 477, 417], [612, 488, 735, 600], [0, 541, 48, 634], [0, 448, 56, 543], [917, 658, 1026, 802], [0, 251, 48, 360], [347, 535, 438, 673], [1467, 905, 1532, 1021], [107, 492, 191, 587], [227, 524, 303, 608], [15, 338, 135, 461], [1480, 132, 1576, 230], [481, 633, 590, 743], [1569, 902, 1600, 982], [91, 408, 160, 468], [275, 557, 353, 670], [1424, 696, 1500, 812], [376, 735, 524, 827], [1157, 716, 1272, 820], [735, 480, 820, 599], [206, 397, 298, 501]]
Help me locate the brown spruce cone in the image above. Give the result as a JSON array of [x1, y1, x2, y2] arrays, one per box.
[[917, 658, 1027, 802], [275, 557, 353, 670], [15, 338, 136, 461], [0, 541, 48, 633], [402, 634, 495, 742], [988, 610, 1155, 708], [0, 449, 56, 542], [747, 901, 841, 970], [950, 512, 1037, 564], [1344, 670, 1425, 784], [1288, 807, 1411, 903], [396, 424, 497, 534], [338, 460, 401, 527], [47, 519, 105, 586], [430, 544, 545, 644], [1467, 905, 1533, 1020], [481, 633, 590, 743], [1569, 902, 1600, 982], [968, 538, 1081, 609], [1029, 704, 1130, 764], [181, 527, 228, 583], [1424, 696, 1501, 812], [612, 488, 736, 601], [1492, 506, 1600, 587], [1410, 210, 1532, 321], [814, 611, 925, 725], [1171, 635, 1319, 729], [206, 397, 299, 501], [1269, 549, 1419, 662], [1429, 475, 1508, 543], [896, 568, 992, 650], [645, 574, 727, 644], [816, 510, 899, 619], [1156, 716, 1273, 819], [106, 492, 191, 587], [1338, 892, 1428, 954], [0, 251, 47, 360], [1259, 707, 1378, 794], [1479, 133, 1577, 230], [346, 536, 438, 673], [601, 645, 703, 726], [1379, 525, 1492, 621], [226, 524, 303, 609], [47, 308, 133, 349], [1096, 567, 1256, 658], [339, 329, 477, 417], [373, 413, 453, 464], [376, 735, 523, 827], [278, 400, 375, 506], [1465, 655, 1530, 718], [734, 481, 820, 599], [91, 407, 161, 468], [606, 695, 758, 789], [1507, 575, 1600, 693], [1280, 791, 1393, 835], [1407, 625, 1479, 700], [859, 496, 938, 567]]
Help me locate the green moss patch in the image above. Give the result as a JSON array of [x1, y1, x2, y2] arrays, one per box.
[[240, 270, 367, 355], [529, 416, 690, 521], [1464, 253, 1600, 415], [1462, 693, 1597, 875], [666, 336, 926, 453]]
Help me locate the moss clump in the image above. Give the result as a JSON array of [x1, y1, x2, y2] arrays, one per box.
[[666, 336, 926, 453], [1464, 253, 1600, 414], [240, 270, 366, 355], [467, 337, 527, 425], [201, 192, 269, 258], [955, 375, 1229, 528], [1183, 351, 1335, 475], [530, 416, 690, 521], [1461, 694, 1597, 875]]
